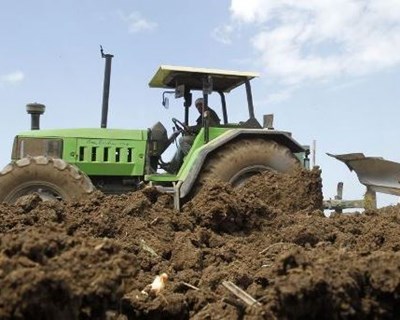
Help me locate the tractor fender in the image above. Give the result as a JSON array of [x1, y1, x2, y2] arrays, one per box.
[[178, 129, 306, 198]]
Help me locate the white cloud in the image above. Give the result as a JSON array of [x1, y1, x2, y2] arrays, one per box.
[[123, 11, 157, 33], [212, 25, 234, 44], [212, 24, 235, 44], [258, 88, 294, 104], [0, 71, 25, 86], [228, 0, 400, 84]]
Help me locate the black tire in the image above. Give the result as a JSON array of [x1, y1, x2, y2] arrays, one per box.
[[0, 156, 95, 204], [198, 138, 300, 187]]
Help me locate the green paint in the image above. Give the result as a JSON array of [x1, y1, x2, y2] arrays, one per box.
[[16, 128, 148, 176]]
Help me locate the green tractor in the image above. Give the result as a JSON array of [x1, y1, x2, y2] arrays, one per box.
[[0, 56, 309, 209]]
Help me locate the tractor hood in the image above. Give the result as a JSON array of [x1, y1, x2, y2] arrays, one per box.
[[16, 128, 148, 140], [12, 128, 149, 177]]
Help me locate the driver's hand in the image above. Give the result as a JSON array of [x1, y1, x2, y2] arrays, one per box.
[[174, 130, 180, 136], [172, 130, 180, 138]]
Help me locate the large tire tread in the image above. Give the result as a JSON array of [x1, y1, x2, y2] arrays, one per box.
[[0, 156, 94, 203], [196, 138, 300, 189]]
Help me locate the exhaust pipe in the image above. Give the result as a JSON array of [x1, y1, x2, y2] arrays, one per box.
[[26, 103, 45, 130], [100, 46, 114, 128]]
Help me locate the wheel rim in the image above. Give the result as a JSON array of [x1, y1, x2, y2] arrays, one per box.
[[4, 181, 67, 203], [229, 165, 272, 187]]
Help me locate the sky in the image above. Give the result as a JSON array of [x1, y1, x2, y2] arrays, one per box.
[[1, 0, 400, 209]]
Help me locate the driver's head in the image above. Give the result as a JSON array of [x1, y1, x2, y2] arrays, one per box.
[[195, 98, 206, 113]]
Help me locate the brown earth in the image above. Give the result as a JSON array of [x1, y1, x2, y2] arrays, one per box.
[[1, 166, 400, 319]]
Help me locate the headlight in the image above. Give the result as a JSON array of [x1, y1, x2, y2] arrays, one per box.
[[12, 137, 63, 159]]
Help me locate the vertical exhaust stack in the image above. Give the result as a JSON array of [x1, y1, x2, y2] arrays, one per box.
[[100, 46, 114, 128], [26, 103, 45, 130]]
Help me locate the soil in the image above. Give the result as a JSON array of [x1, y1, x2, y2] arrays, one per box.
[[1, 166, 400, 319]]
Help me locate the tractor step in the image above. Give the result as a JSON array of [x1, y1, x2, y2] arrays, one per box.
[[149, 181, 182, 211]]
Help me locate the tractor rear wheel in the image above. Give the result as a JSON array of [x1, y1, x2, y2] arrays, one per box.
[[197, 138, 300, 188], [0, 156, 94, 204]]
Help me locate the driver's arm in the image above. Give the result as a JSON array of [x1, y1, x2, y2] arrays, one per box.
[[188, 124, 200, 134], [187, 115, 202, 134]]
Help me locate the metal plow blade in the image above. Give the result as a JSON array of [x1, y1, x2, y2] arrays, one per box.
[[328, 153, 400, 196]]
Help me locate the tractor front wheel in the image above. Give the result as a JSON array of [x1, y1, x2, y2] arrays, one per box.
[[0, 156, 94, 204]]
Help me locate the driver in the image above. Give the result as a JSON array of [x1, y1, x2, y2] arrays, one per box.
[[163, 98, 220, 173]]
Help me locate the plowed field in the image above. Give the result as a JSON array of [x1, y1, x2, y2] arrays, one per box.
[[1, 167, 400, 319]]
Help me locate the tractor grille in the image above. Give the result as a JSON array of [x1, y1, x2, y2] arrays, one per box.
[[77, 145, 135, 163]]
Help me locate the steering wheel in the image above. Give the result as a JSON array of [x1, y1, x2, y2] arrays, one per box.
[[172, 118, 192, 135]]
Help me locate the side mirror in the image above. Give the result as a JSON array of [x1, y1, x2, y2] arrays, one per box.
[[162, 96, 169, 109], [162, 91, 174, 109]]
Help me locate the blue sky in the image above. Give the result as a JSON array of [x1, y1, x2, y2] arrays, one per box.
[[1, 0, 400, 208]]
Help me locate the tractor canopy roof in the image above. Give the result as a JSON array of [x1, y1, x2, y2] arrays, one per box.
[[149, 65, 259, 93]]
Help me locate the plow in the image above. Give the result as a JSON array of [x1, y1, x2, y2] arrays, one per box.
[[324, 153, 400, 211]]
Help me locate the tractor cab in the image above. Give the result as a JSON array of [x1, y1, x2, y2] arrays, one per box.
[[147, 65, 262, 173], [149, 65, 261, 128]]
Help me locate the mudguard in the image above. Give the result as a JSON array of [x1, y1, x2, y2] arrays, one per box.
[[178, 129, 305, 198]]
